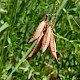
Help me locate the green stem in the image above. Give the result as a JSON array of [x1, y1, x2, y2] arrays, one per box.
[[1, 30, 8, 62], [54, 33, 70, 42], [67, 13, 73, 31], [72, 16, 80, 28]]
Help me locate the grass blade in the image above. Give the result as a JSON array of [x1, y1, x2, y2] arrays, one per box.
[[0, 22, 9, 32], [56, 0, 68, 21]]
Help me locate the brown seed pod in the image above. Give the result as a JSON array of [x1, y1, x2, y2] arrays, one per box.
[[42, 26, 51, 53], [49, 31, 57, 59], [29, 15, 48, 43], [29, 21, 45, 43], [28, 32, 44, 58]]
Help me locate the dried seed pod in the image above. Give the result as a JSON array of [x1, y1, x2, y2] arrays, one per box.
[[29, 21, 45, 43], [29, 15, 48, 43], [49, 31, 57, 59], [42, 26, 51, 53], [28, 32, 44, 58]]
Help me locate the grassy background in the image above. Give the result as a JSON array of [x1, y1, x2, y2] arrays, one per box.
[[0, 0, 80, 80]]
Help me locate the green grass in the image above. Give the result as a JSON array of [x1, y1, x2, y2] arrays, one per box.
[[0, 0, 80, 80]]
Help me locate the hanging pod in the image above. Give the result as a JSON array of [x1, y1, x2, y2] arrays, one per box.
[[29, 15, 48, 43], [49, 31, 57, 59], [28, 15, 57, 60], [42, 25, 52, 53], [28, 32, 44, 58]]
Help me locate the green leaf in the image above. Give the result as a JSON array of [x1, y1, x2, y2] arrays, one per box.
[[28, 70, 33, 79], [0, 22, 9, 32]]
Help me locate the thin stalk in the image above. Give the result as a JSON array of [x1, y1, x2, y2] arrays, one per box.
[[67, 13, 73, 31], [72, 16, 80, 28], [1, 30, 8, 62], [54, 33, 70, 42]]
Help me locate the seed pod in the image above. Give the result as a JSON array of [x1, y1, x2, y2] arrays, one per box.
[[42, 26, 51, 53], [29, 15, 48, 43], [29, 21, 45, 43], [49, 31, 57, 59], [28, 32, 44, 58]]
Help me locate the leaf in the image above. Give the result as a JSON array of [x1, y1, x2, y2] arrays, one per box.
[[28, 70, 33, 79], [28, 32, 44, 58], [49, 31, 57, 59], [24, 66, 29, 73], [29, 21, 46, 43], [0, 8, 7, 13], [7, 36, 11, 44], [42, 26, 51, 53], [0, 22, 9, 32]]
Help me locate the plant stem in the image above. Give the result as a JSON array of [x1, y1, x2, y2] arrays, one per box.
[[1, 30, 8, 62], [67, 13, 73, 31]]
